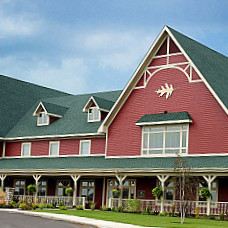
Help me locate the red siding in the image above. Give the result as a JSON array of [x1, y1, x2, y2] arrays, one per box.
[[107, 67, 228, 156], [91, 138, 105, 154], [60, 139, 79, 155], [31, 141, 49, 156], [0, 142, 3, 157], [136, 178, 156, 199], [5, 142, 21, 156], [218, 179, 228, 202], [94, 178, 103, 209]]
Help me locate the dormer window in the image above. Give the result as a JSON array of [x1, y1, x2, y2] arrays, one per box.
[[37, 112, 49, 126], [88, 107, 100, 122]]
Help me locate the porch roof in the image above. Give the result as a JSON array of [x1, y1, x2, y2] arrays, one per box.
[[0, 155, 228, 171]]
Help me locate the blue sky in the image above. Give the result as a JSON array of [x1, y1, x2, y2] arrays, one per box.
[[0, 0, 227, 94]]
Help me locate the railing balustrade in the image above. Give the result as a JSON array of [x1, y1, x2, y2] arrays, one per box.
[[108, 198, 228, 215]]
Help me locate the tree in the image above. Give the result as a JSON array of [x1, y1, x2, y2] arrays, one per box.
[[174, 155, 197, 224]]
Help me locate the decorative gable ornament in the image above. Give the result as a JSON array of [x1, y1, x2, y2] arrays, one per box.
[[155, 83, 175, 99]]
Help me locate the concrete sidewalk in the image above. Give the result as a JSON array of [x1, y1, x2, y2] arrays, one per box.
[[0, 209, 159, 228]]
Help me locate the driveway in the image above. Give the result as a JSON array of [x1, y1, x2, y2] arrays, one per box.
[[0, 212, 94, 228]]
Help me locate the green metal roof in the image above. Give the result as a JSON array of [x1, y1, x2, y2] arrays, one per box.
[[136, 112, 192, 124], [168, 26, 228, 109], [93, 96, 115, 111], [0, 74, 69, 137], [0, 156, 228, 170], [41, 101, 68, 116], [6, 90, 122, 138]]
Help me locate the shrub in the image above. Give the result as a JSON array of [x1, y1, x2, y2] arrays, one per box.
[[168, 211, 174, 217], [59, 206, 68, 210], [209, 215, 215, 220], [152, 187, 163, 199], [171, 205, 175, 215], [159, 212, 167, 216], [59, 201, 64, 207], [27, 184, 36, 195], [90, 203, 96, 211], [46, 204, 54, 208], [76, 205, 84, 210], [146, 206, 151, 215], [65, 187, 73, 196], [10, 201, 19, 208], [219, 212, 225, 221], [116, 206, 123, 212], [101, 206, 109, 211], [112, 189, 121, 198], [111, 207, 116, 211], [153, 211, 159, 216], [32, 203, 39, 209], [195, 207, 200, 219], [200, 188, 212, 200], [125, 199, 140, 213], [38, 203, 45, 210], [19, 203, 33, 210]]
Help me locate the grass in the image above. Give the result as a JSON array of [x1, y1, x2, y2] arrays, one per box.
[[34, 209, 228, 228]]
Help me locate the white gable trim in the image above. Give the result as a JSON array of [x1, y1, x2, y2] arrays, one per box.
[[98, 26, 228, 133], [83, 96, 99, 112], [33, 101, 47, 116]]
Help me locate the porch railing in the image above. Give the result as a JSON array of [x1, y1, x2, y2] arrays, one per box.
[[108, 198, 228, 215], [13, 195, 85, 208]]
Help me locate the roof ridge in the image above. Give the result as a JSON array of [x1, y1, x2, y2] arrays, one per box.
[[0, 74, 71, 96], [167, 26, 228, 60]]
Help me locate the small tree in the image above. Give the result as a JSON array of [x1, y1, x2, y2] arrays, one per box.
[[112, 189, 121, 198], [174, 155, 197, 224], [152, 186, 163, 200], [27, 184, 36, 195], [200, 188, 211, 200], [65, 187, 73, 196]]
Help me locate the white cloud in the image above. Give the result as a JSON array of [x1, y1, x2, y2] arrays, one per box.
[[0, 0, 42, 38], [0, 55, 90, 94]]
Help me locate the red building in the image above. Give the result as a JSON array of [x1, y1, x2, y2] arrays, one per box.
[[0, 26, 227, 215]]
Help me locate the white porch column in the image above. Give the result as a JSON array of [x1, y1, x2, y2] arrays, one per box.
[[33, 175, 41, 203], [203, 175, 216, 216], [0, 175, 7, 191], [71, 175, 81, 206], [157, 175, 169, 213], [115, 175, 127, 207]]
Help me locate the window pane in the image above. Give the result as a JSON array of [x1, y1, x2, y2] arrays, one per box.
[[93, 108, 99, 120], [165, 132, 180, 148], [149, 133, 163, 149], [212, 182, 216, 188], [123, 181, 129, 186], [143, 128, 149, 132], [165, 149, 179, 154], [58, 188, 63, 196], [182, 131, 187, 147], [82, 181, 88, 186], [165, 190, 174, 200], [211, 190, 216, 202], [182, 125, 187, 130], [22, 144, 30, 156], [80, 141, 90, 155], [182, 149, 186, 153], [150, 127, 164, 132], [87, 189, 94, 201], [142, 150, 147, 155], [149, 150, 163, 154], [130, 190, 135, 199], [167, 126, 181, 131], [122, 189, 129, 199], [143, 134, 148, 149], [50, 142, 59, 155], [89, 182, 94, 187]]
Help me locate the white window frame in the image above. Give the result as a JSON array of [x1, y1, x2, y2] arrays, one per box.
[[37, 180, 48, 196], [21, 142, 31, 157], [79, 140, 91, 155], [80, 180, 95, 203], [49, 141, 60, 156], [14, 179, 26, 196], [141, 123, 189, 156], [37, 112, 50, 126], [87, 107, 101, 122]]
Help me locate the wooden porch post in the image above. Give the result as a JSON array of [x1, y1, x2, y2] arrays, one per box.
[[203, 175, 216, 216], [115, 175, 127, 207], [71, 175, 81, 207], [0, 175, 7, 191], [33, 175, 41, 203], [157, 175, 169, 213]]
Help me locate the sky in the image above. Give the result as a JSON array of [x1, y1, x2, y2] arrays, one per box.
[[0, 0, 227, 95]]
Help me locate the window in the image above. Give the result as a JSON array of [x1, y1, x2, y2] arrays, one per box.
[[107, 179, 136, 201], [57, 180, 71, 196], [88, 107, 100, 122], [21, 143, 31, 157], [80, 180, 95, 203], [37, 112, 49, 126], [79, 140, 91, 155], [142, 124, 188, 155], [49, 141, 60, 156], [37, 180, 47, 196], [198, 181, 218, 202], [14, 180, 26, 195]]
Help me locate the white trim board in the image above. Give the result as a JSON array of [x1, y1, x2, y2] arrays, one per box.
[[136, 119, 193, 126]]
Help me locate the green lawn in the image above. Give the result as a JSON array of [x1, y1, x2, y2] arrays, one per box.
[[34, 210, 228, 228]]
